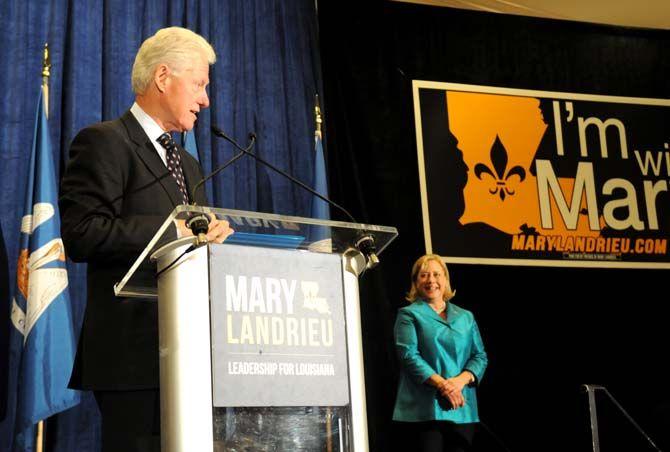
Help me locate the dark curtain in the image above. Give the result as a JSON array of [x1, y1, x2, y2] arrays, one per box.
[[318, 1, 670, 452], [0, 1, 322, 451]]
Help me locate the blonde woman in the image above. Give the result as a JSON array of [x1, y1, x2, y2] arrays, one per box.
[[393, 255, 488, 452]]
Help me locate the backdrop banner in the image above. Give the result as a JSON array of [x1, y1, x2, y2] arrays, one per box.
[[414, 81, 670, 268]]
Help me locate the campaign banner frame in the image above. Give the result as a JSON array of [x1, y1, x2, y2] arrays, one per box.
[[413, 80, 670, 269]]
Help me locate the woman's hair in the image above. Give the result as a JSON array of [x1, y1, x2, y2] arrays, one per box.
[[131, 27, 216, 95], [405, 254, 455, 302]]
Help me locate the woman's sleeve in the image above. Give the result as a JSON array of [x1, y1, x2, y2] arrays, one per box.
[[394, 309, 437, 384], [463, 317, 488, 384]]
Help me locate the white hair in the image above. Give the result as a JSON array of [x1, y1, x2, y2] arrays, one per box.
[[131, 27, 216, 95]]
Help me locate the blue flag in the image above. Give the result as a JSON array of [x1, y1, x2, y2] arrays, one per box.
[[311, 132, 329, 221], [181, 130, 199, 161], [5, 88, 80, 450], [309, 129, 331, 245]]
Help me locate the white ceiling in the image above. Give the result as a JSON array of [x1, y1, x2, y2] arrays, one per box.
[[393, 0, 670, 30]]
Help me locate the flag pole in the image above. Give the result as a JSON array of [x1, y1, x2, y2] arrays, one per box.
[[315, 94, 334, 452], [36, 421, 44, 452], [35, 41, 51, 452]]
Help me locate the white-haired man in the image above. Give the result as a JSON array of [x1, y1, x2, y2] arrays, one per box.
[[59, 27, 232, 451]]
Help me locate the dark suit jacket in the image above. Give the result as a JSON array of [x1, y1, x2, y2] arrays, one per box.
[[59, 110, 207, 390]]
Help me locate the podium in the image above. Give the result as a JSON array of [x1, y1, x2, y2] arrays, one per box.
[[115, 205, 397, 452]]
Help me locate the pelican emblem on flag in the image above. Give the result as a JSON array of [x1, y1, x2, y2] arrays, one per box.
[[12, 202, 68, 340]]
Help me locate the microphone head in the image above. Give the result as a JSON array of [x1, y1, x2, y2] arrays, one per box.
[[248, 132, 257, 141], [211, 125, 225, 137], [354, 234, 380, 270], [186, 213, 210, 236]]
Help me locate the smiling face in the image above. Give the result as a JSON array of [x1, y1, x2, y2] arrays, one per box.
[[415, 259, 450, 303], [160, 56, 210, 132]]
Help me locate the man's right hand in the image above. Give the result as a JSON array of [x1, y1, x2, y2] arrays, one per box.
[[175, 214, 234, 243], [205, 215, 234, 243]]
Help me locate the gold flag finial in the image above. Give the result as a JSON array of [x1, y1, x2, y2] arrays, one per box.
[[41, 43, 51, 118], [42, 43, 51, 82], [314, 94, 322, 139]]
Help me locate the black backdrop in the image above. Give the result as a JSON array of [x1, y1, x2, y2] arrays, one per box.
[[317, 1, 670, 451]]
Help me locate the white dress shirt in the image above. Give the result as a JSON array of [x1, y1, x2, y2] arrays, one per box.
[[130, 102, 169, 166]]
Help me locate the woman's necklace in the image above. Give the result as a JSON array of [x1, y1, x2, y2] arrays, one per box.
[[429, 301, 446, 314]]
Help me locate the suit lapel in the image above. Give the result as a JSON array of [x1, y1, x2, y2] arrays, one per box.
[[119, 111, 182, 207]]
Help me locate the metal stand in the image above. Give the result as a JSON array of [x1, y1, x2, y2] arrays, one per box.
[[582, 384, 663, 452]]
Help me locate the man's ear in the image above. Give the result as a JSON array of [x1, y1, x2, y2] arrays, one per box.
[[154, 64, 170, 93]]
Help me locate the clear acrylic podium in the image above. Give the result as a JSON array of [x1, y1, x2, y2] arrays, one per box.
[[115, 205, 397, 452]]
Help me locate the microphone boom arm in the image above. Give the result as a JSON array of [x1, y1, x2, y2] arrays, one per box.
[[190, 138, 253, 204], [210, 125, 380, 271]]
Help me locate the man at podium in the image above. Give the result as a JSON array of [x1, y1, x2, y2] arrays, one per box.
[[59, 27, 232, 452]]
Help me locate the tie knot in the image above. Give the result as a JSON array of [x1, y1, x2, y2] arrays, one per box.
[[157, 133, 176, 151]]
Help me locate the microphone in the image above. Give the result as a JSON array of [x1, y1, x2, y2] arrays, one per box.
[[190, 135, 255, 205], [210, 125, 380, 270], [185, 134, 256, 243], [211, 126, 355, 222]]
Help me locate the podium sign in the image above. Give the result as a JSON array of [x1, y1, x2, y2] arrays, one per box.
[[210, 245, 349, 407]]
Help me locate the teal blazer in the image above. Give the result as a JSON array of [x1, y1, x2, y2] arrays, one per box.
[[393, 300, 487, 423]]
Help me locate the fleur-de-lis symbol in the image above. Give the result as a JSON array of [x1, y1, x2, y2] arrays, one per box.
[[474, 135, 526, 201]]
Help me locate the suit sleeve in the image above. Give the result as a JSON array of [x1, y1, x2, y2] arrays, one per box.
[[463, 317, 488, 384], [394, 309, 437, 384], [59, 125, 175, 263]]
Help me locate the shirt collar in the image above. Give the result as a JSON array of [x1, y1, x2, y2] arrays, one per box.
[[130, 102, 168, 144], [130, 102, 170, 165]]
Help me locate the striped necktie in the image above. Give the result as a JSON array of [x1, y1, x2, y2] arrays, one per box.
[[157, 132, 190, 204]]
